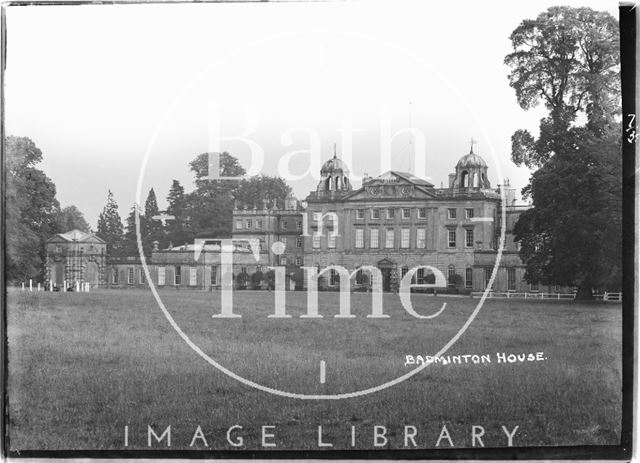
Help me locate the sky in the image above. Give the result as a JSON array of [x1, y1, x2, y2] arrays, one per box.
[[5, 0, 620, 228]]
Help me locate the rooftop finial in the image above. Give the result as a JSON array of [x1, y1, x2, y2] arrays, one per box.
[[333, 143, 337, 159], [469, 137, 477, 154]]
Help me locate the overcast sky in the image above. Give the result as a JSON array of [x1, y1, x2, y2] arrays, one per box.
[[5, 0, 619, 228]]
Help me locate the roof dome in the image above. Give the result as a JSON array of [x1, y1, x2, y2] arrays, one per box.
[[456, 151, 487, 169], [321, 154, 349, 174]]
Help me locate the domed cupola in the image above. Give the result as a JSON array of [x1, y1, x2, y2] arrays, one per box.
[[451, 139, 491, 190], [316, 145, 352, 196]]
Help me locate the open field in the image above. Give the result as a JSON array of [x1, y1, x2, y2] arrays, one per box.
[[6, 288, 622, 451]]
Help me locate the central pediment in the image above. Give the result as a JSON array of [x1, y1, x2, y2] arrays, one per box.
[[342, 171, 436, 201]]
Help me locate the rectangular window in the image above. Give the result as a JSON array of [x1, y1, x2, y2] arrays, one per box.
[[256, 220, 263, 229], [112, 269, 119, 284], [210, 266, 217, 285], [385, 228, 395, 248], [465, 208, 474, 219], [280, 256, 287, 266], [371, 208, 380, 219], [507, 268, 516, 291], [402, 208, 411, 219], [329, 269, 339, 286], [447, 208, 457, 219], [401, 228, 410, 248], [328, 233, 336, 248], [417, 228, 426, 248], [530, 282, 539, 292], [280, 221, 287, 230], [139, 269, 146, 284], [158, 267, 165, 285], [189, 267, 197, 286], [416, 268, 425, 285], [295, 256, 302, 266], [465, 228, 474, 247], [465, 268, 473, 289], [355, 229, 364, 249], [418, 208, 427, 219], [484, 268, 491, 289], [281, 237, 288, 248], [448, 266, 456, 288], [386, 209, 395, 219], [370, 229, 379, 248], [296, 220, 302, 230], [356, 209, 365, 219], [296, 236, 304, 248], [127, 268, 134, 285], [174, 266, 181, 285], [246, 220, 252, 229], [448, 230, 456, 248], [312, 234, 321, 248], [236, 220, 243, 229]]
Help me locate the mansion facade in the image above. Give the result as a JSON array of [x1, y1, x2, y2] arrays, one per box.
[[46, 146, 556, 294]]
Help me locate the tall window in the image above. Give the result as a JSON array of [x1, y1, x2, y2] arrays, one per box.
[[401, 228, 410, 248], [174, 266, 181, 285], [448, 230, 456, 248], [189, 267, 197, 286], [356, 209, 365, 220], [465, 208, 474, 219], [280, 256, 288, 266], [447, 208, 457, 219], [385, 228, 395, 248], [465, 228, 474, 247], [448, 265, 456, 288], [312, 234, 321, 248], [127, 268, 134, 285], [371, 209, 380, 219], [484, 268, 491, 290], [416, 267, 425, 284], [328, 233, 337, 248], [139, 269, 146, 284], [236, 220, 243, 229], [295, 256, 302, 266], [246, 220, 252, 229], [507, 268, 516, 291], [296, 220, 302, 230], [386, 209, 395, 219], [113, 269, 119, 284], [355, 229, 364, 249], [370, 229, 379, 248], [280, 221, 288, 230], [296, 236, 304, 248], [329, 268, 339, 286], [465, 268, 473, 289], [256, 220, 263, 229], [402, 208, 411, 219], [418, 208, 427, 219], [281, 237, 288, 248], [210, 265, 218, 285], [417, 228, 426, 248], [158, 267, 165, 285]]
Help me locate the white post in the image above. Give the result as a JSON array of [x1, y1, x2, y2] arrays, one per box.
[[37, 282, 41, 291], [49, 280, 53, 292], [29, 279, 32, 291], [21, 282, 25, 291], [75, 281, 80, 292]]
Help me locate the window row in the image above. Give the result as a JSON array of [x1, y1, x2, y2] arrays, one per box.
[[234, 219, 304, 230], [353, 207, 476, 221]]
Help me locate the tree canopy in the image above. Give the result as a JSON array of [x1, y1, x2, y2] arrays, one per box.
[[96, 190, 124, 256], [55, 205, 90, 233]]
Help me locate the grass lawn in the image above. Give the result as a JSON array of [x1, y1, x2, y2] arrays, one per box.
[[6, 288, 622, 451]]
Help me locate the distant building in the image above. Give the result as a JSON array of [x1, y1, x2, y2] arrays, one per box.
[[46, 144, 566, 293]]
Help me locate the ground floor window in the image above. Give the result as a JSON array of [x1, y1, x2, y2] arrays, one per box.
[[210, 265, 217, 285], [127, 267, 134, 285], [465, 268, 473, 288], [174, 266, 181, 285], [112, 269, 119, 284], [139, 269, 146, 284], [447, 265, 456, 288], [530, 282, 539, 292], [484, 268, 491, 290], [189, 266, 197, 286], [158, 267, 165, 285], [507, 268, 516, 291], [329, 268, 339, 286]]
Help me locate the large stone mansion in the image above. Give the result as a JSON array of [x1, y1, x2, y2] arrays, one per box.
[[46, 145, 556, 293]]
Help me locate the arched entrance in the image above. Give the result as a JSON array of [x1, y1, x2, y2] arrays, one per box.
[[377, 258, 395, 292], [86, 261, 99, 287], [52, 262, 64, 287]]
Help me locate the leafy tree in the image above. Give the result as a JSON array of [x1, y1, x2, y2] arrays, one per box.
[[122, 205, 143, 257], [166, 180, 191, 247], [5, 136, 60, 282], [186, 152, 246, 238], [505, 7, 621, 299], [96, 190, 124, 256], [505, 6, 619, 168], [55, 205, 90, 233], [514, 127, 621, 298], [233, 175, 293, 209], [143, 188, 165, 252]]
